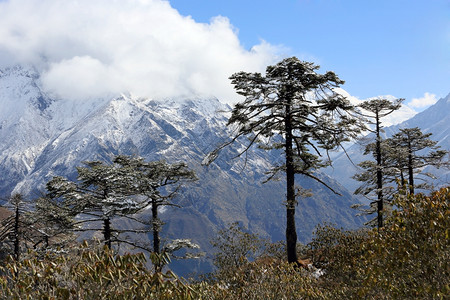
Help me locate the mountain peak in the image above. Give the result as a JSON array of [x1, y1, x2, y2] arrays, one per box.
[[1, 65, 368, 275]]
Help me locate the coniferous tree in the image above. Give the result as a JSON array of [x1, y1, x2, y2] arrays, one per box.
[[31, 194, 76, 250], [205, 57, 362, 264], [44, 155, 200, 271], [385, 127, 448, 194], [112, 155, 198, 272], [45, 160, 141, 249], [353, 98, 403, 228], [0, 194, 37, 261]]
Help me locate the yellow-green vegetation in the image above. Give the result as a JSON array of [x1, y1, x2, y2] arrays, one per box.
[[309, 186, 449, 299], [0, 187, 448, 299], [0, 242, 198, 300], [358, 186, 449, 299], [195, 259, 328, 300]]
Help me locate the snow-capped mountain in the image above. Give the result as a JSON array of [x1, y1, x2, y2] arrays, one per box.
[[325, 93, 450, 194], [0, 65, 365, 275]]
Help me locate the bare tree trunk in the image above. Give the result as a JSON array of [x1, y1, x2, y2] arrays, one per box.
[[408, 147, 415, 195], [14, 202, 20, 261], [400, 170, 405, 187], [103, 217, 112, 249], [375, 110, 384, 229], [152, 198, 160, 255], [151, 198, 163, 273], [284, 99, 298, 264]]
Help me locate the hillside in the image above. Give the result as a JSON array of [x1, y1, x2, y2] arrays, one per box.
[[0, 65, 365, 275]]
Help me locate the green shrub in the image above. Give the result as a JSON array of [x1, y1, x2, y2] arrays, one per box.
[[358, 187, 450, 299], [0, 242, 198, 299]]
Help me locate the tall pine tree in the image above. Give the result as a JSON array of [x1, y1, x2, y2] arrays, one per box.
[[46, 159, 142, 248], [353, 98, 403, 228], [205, 57, 362, 264], [385, 127, 447, 194], [44, 155, 199, 271], [112, 155, 197, 271]]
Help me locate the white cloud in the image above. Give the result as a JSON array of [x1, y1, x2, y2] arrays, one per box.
[[408, 92, 438, 108], [42, 56, 123, 100], [382, 103, 417, 127], [334, 89, 417, 126], [365, 95, 417, 127], [0, 0, 283, 103]]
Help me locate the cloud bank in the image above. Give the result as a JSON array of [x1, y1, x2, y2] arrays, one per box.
[[0, 0, 282, 103], [408, 92, 438, 109]]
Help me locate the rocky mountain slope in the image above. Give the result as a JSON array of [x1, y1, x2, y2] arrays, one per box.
[[0, 65, 365, 275]]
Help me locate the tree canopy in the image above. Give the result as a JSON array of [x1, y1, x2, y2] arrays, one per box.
[[385, 127, 448, 194], [353, 98, 403, 228], [205, 57, 363, 263], [44, 155, 198, 264]]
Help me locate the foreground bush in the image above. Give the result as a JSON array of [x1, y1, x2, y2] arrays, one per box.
[[308, 224, 368, 298], [195, 258, 327, 300], [203, 222, 329, 299], [0, 187, 447, 299], [309, 187, 449, 299], [0, 242, 197, 299], [358, 187, 449, 299]]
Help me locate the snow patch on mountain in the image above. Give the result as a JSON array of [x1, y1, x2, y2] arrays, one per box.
[[0, 64, 236, 196], [1, 65, 370, 275]]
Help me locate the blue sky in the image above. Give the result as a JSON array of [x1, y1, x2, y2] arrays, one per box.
[[170, 0, 450, 109], [0, 0, 448, 112]]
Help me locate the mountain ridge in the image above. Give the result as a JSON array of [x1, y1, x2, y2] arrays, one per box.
[[1, 65, 366, 275]]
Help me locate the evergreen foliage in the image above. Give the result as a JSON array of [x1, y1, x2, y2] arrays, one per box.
[[385, 127, 448, 194], [112, 155, 197, 254], [45, 159, 142, 249], [32, 193, 77, 249], [0, 194, 28, 261], [353, 98, 403, 228], [0, 194, 53, 261], [358, 187, 449, 298], [205, 57, 362, 263], [43, 155, 200, 271]]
